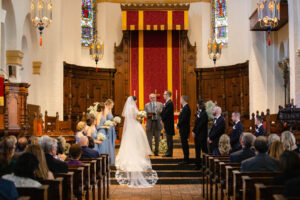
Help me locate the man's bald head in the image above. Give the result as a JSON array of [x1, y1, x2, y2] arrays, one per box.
[[213, 106, 222, 116], [149, 93, 156, 102], [79, 136, 89, 147]]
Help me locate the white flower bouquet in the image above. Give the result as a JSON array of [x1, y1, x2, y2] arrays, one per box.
[[113, 116, 121, 124], [152, 138, 168, 154], [104, 120, 114, 126], [87, 102, 100, 116], [205, 100, 217, 121], [137, 111, 147, 118], [97, 133, 106, 141]]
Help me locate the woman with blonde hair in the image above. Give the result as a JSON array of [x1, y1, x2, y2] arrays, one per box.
[[269, 140, 284, 160], [75, 121, 87, 144], [105, 99, 116, 164], [26, 144, 54, 180], [218, 134, 231, 156], [281, 131, 298, 152]]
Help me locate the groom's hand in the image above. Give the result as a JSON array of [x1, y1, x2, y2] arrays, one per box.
[[160, 121, 164, 127]]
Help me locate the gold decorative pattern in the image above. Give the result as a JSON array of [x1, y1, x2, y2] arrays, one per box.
[[6, 50, 24, 66], [99, 0, 209, 3], [33, 61, 42, 74]]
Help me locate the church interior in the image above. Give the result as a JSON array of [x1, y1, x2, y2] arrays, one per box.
[[0, 0, 300, 199]]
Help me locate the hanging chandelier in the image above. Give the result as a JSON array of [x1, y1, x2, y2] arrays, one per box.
[[207, 0, 222, 72], [257, 0, 280, 45], [31, 0, 52, 46], [89, 31, 104, 72]]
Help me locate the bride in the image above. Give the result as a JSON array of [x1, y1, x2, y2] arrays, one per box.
[[115, 96, 158, 188]]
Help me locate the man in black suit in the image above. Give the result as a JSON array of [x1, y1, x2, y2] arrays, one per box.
[[161, 91, 175, 157], [177, 95, 191, 164], [241, 136, 279, 172], [230, 132, 255, 163], [192, 100, 208, 169], [230, 111, 244, 153], [208, 106, 226, 154], [39, 136, 68, 173], [79, 136, 100, 158], [255, 116, 266, 137]]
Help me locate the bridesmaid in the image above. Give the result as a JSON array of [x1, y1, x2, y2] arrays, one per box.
[[75, 121, 87, 144], [105, 99, 116, 164], [92, 102, 108, 155], [86, 113, 97, 137]]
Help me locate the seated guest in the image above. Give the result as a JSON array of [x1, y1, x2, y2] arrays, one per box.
[[268, 133, 280, 147], [217, 134, 231, 156], [67, 144, 84, 166], [284, 176, 300, 197], [2, 153, 41, 188], [26, 144, 54, 180], [230, 111, 244, 153], [39, 136, 68, 173], [281, 131, 298, 153], [273, 151, 300, 185], [0, 138, 16, 176], [29, 136, 40, 145], [255, 116, 266, 137], [79, 136, 99, 158], [56, 136, 67, 161], [12, 137, 28, 161], [75, 121, 87, 144], [0, 178, 19, 200], [269, 141, 284, 160], [241, 136, 279, 172], [88, 136, 95, 149], [230, 132, 255, 163]]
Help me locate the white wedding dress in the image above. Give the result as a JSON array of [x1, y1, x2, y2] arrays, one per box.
[[115, 96, 158, 188]]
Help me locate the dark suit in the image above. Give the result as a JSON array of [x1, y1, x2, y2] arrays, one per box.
[[81, 146, 100, 159], [241, 153, 279, 172], [230, 121, 244, 153], [161, 99, 175, 156], [284, 176, 300, 197], [255, 125, 266, 137], [45, 153, 68, 173], [177, 104, 191, 161], [193, 109, 208, 166], [208, 116, 226, 154], [230, 147, 255, 163]]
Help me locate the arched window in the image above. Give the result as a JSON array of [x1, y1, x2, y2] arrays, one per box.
[[81, 0, 96, 47], [215, 0, 228, 44]]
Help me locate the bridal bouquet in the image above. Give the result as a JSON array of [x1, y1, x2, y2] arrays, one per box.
[[104, 120, 114, 126], [113, 116, 121, 124], [97, 133, 106, 141], [137, 111, 147, 118]]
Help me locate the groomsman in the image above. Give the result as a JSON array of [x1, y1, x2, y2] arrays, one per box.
[[192, 100, 208, 170], [177, 95, 191, 164], [161, 91, 175, 157], [255, 116, 266, 137], [208, 106, 226, 154], [144, 93, 163, 156], [230, 111, 244, 153]]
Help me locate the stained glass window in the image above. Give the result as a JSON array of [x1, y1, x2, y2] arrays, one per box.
[[81, 0, 96, 47], [215, 0, 228, 44]]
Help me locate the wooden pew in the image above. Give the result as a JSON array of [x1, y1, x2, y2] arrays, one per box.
[[82, 159, 98, 200], [82, 163, 93, 200], [44, 111, 58, 132], [242, 176, 275, 200], [273, 194, 300, 200], [17, 185, 49, 200], [202, 153, 211, 200], [39, 177, 63, 200], [255, 183, 284, 200], [54, 171, 74, 200], [68, 166, 85, 200], [212, 157, 230, 200], [101, 154, 110, 200], [225, 166, 241, 200], [18, 197, 30, 200]]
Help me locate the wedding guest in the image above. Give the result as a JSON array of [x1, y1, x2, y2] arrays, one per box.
[[26, 144, 54, 180], [192, 99, 208, 170], [75, 121, 87, 144], [230, 111, 244, 153], [93, 102, 108, 156], [269, 141, 284, 160], [177, 95, 191, 164], [39, 136, 68, 173], [0, 138, 16, 176], [230, 132, 255, 163], [268, 133, 280, 147], [255, 116, 266, 137], [216, 134, 231, 156], [57, 136, 67, 161], [79, 136, 99, 159], [208, 106, 226, 154], [15, 137, 28, 153], [2, 153, 41, 188], [161, 91, 175, 157], [105, 99, 117, 164], [281, 131, 298, 152], [0, 178, 19, 200], [29, 136, 40, 145], [88, 136, 95, 149], [86, 113, 97, 137], [67, 144, 84, 166]]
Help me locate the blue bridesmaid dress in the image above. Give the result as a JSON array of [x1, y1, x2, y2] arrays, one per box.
[[92, 117, 109, 155], [107, 113, 116, 164]]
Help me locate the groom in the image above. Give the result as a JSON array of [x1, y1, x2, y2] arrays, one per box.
[[144, 93, 163, 156], [161, 91, 175, 157]]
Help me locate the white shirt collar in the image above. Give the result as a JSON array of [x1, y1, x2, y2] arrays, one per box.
[[166, 98, 171, 103], [235, 120, 240, 124], [258, 123, 263, 128]]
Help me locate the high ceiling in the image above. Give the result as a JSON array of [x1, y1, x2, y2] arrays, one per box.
[[97, 0, 210, 3]]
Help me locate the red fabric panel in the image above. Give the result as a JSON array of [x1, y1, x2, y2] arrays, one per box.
[[0, 77, 4, 96], [143, 11, 167, 28], [172, 11, 184, 29], [127, 11, 138, 30], [143, 31, 168, 104], [130, 31, 139, 107], [172, 31, 181, 112]]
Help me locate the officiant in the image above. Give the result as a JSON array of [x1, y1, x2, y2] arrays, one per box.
[[145, 93, 163, 156]]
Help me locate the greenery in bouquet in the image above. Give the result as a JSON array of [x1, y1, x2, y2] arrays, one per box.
[[97, 133, 106, 141], [205, 100, 217, 121], [113, 116, 121, 124], [104, 120, 113, 126], [87, 102, 100, 116], [152, 138, 168, 154], [137, 111, 147, 118]]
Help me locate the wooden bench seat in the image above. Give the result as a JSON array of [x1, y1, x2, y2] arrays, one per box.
[[54, 171, 74, 200], [17, 185, 49, 200], [39, 177, 63, 200]]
